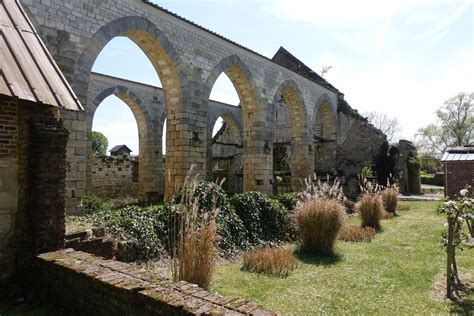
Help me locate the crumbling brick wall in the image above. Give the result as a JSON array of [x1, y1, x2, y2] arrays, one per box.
[[90, 154, 139, 199], [1, 97, 68, 287]]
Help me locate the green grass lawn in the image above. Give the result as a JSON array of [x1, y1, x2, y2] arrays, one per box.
[[211, 201, 474, 314]]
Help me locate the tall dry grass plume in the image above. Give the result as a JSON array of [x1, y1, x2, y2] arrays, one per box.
[[299, 173, 347, 204], [169, 165, 220, 289], [381, 189, 399, 214], [294, 198, 344, 255], [338, 225, 376, 242], [357, 193, 382, 229], [242, 247, 297, 277]]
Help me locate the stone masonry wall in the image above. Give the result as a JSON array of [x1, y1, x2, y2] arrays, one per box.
[[90, 154, 139, 199], [22, 0, 341, 200], [335, 112, 387, 197], [0, 97, 18, 284], [37, 249, 276, 315], [60, 109, 87, 215]]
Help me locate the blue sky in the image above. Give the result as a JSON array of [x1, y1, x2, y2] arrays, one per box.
[[92, 0, 473, 154]]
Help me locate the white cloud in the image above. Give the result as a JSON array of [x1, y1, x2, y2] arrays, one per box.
[[268, 0, 469, 26]]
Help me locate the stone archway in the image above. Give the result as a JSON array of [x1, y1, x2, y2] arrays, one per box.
[[75, 16, 191, 201], [87, 86, 162, 203], [313, 94, 338, 174], [203, 55, 271, 194], [208, 112, 244, 193], [272, 80, 312, 192]]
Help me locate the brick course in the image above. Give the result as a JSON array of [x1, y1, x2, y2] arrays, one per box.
[[445, 161, 474, 198]]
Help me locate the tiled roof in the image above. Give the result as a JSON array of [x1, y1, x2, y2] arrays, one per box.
[[271, 47, 339, 93], [442, 147, 474, 162], [0, 0, 82, 110], [110, 145, 132, 153]]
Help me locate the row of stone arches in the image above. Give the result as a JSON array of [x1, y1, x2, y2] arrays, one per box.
[[79, 15, 338, 201]]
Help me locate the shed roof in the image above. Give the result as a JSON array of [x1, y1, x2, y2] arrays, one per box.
[[441, 147, 474, 162], [0, 0, 82, 110], [110, 145, 132, 154]]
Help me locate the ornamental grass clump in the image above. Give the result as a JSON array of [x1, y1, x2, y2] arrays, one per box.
[[242, 247, 297, 277], [381, 188, 398, 215], [338, 225, 376, 242], [294, 198, 344, 255], [357, 193, 382, 229], [169, 166, 219, 289]]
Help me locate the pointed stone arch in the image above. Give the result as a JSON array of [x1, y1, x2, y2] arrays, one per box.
[[204, 55, 272, 194], [87, 85, 162, 202], [313, 93, 338, 174], [272, 80, 313, 191], [76, 16, 192, 201]]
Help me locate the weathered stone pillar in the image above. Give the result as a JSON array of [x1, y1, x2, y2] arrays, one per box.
[[291, 134, 314, 192]]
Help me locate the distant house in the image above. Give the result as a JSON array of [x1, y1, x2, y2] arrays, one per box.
[[110, 145, 132, 157], [441, 147, 474, 198]]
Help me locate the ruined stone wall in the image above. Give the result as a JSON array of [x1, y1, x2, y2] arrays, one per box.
[[60, 109, 87, 215], [90, 155, 139, 199], [335, 111, 387, 197]]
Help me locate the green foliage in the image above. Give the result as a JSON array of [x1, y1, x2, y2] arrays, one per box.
[[361, 166, 374, 178], [87, 205, 167, 261], [407, 156, 421, 170], [416, 92, 473, 154], [189, 181, 248, 256], [274, 193, 299, 211], [82, 194, 106, 214], [230, 192, 290, 245], [92, 131, 108, 156]]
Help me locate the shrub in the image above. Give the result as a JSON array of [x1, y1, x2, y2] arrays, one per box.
[[294, 198, 344, 255], [172, 181, 248, 257], [381, 188, 398, 214], [357, 194, 382, 229], [82, 194, 106, 214], [338, 225, 376, 242], [242, 247, 297, 277], [230, 192, 290, 245], [87, 205, 166, 261], [275, 193, 299, 212]]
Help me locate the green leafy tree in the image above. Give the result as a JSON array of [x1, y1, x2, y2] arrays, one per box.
[[92, 131, 108, 156], [417, 92, 473, 155]]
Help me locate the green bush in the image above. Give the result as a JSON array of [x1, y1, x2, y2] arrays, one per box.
[[87, 205, 167, 261], [171, 181, 248, 256], [82, 194, 106, 214], [274, 193, 299, 212], [230, 192, 290, 245]]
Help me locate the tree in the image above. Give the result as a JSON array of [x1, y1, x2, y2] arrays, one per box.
[[92, 131, 108, 156], [436, 187, 473, 300], [364, 111, 401, 142], [417, 92, 473, 155]]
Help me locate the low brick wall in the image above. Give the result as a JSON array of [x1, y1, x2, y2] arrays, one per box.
[[37, 249, 276, 315]]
